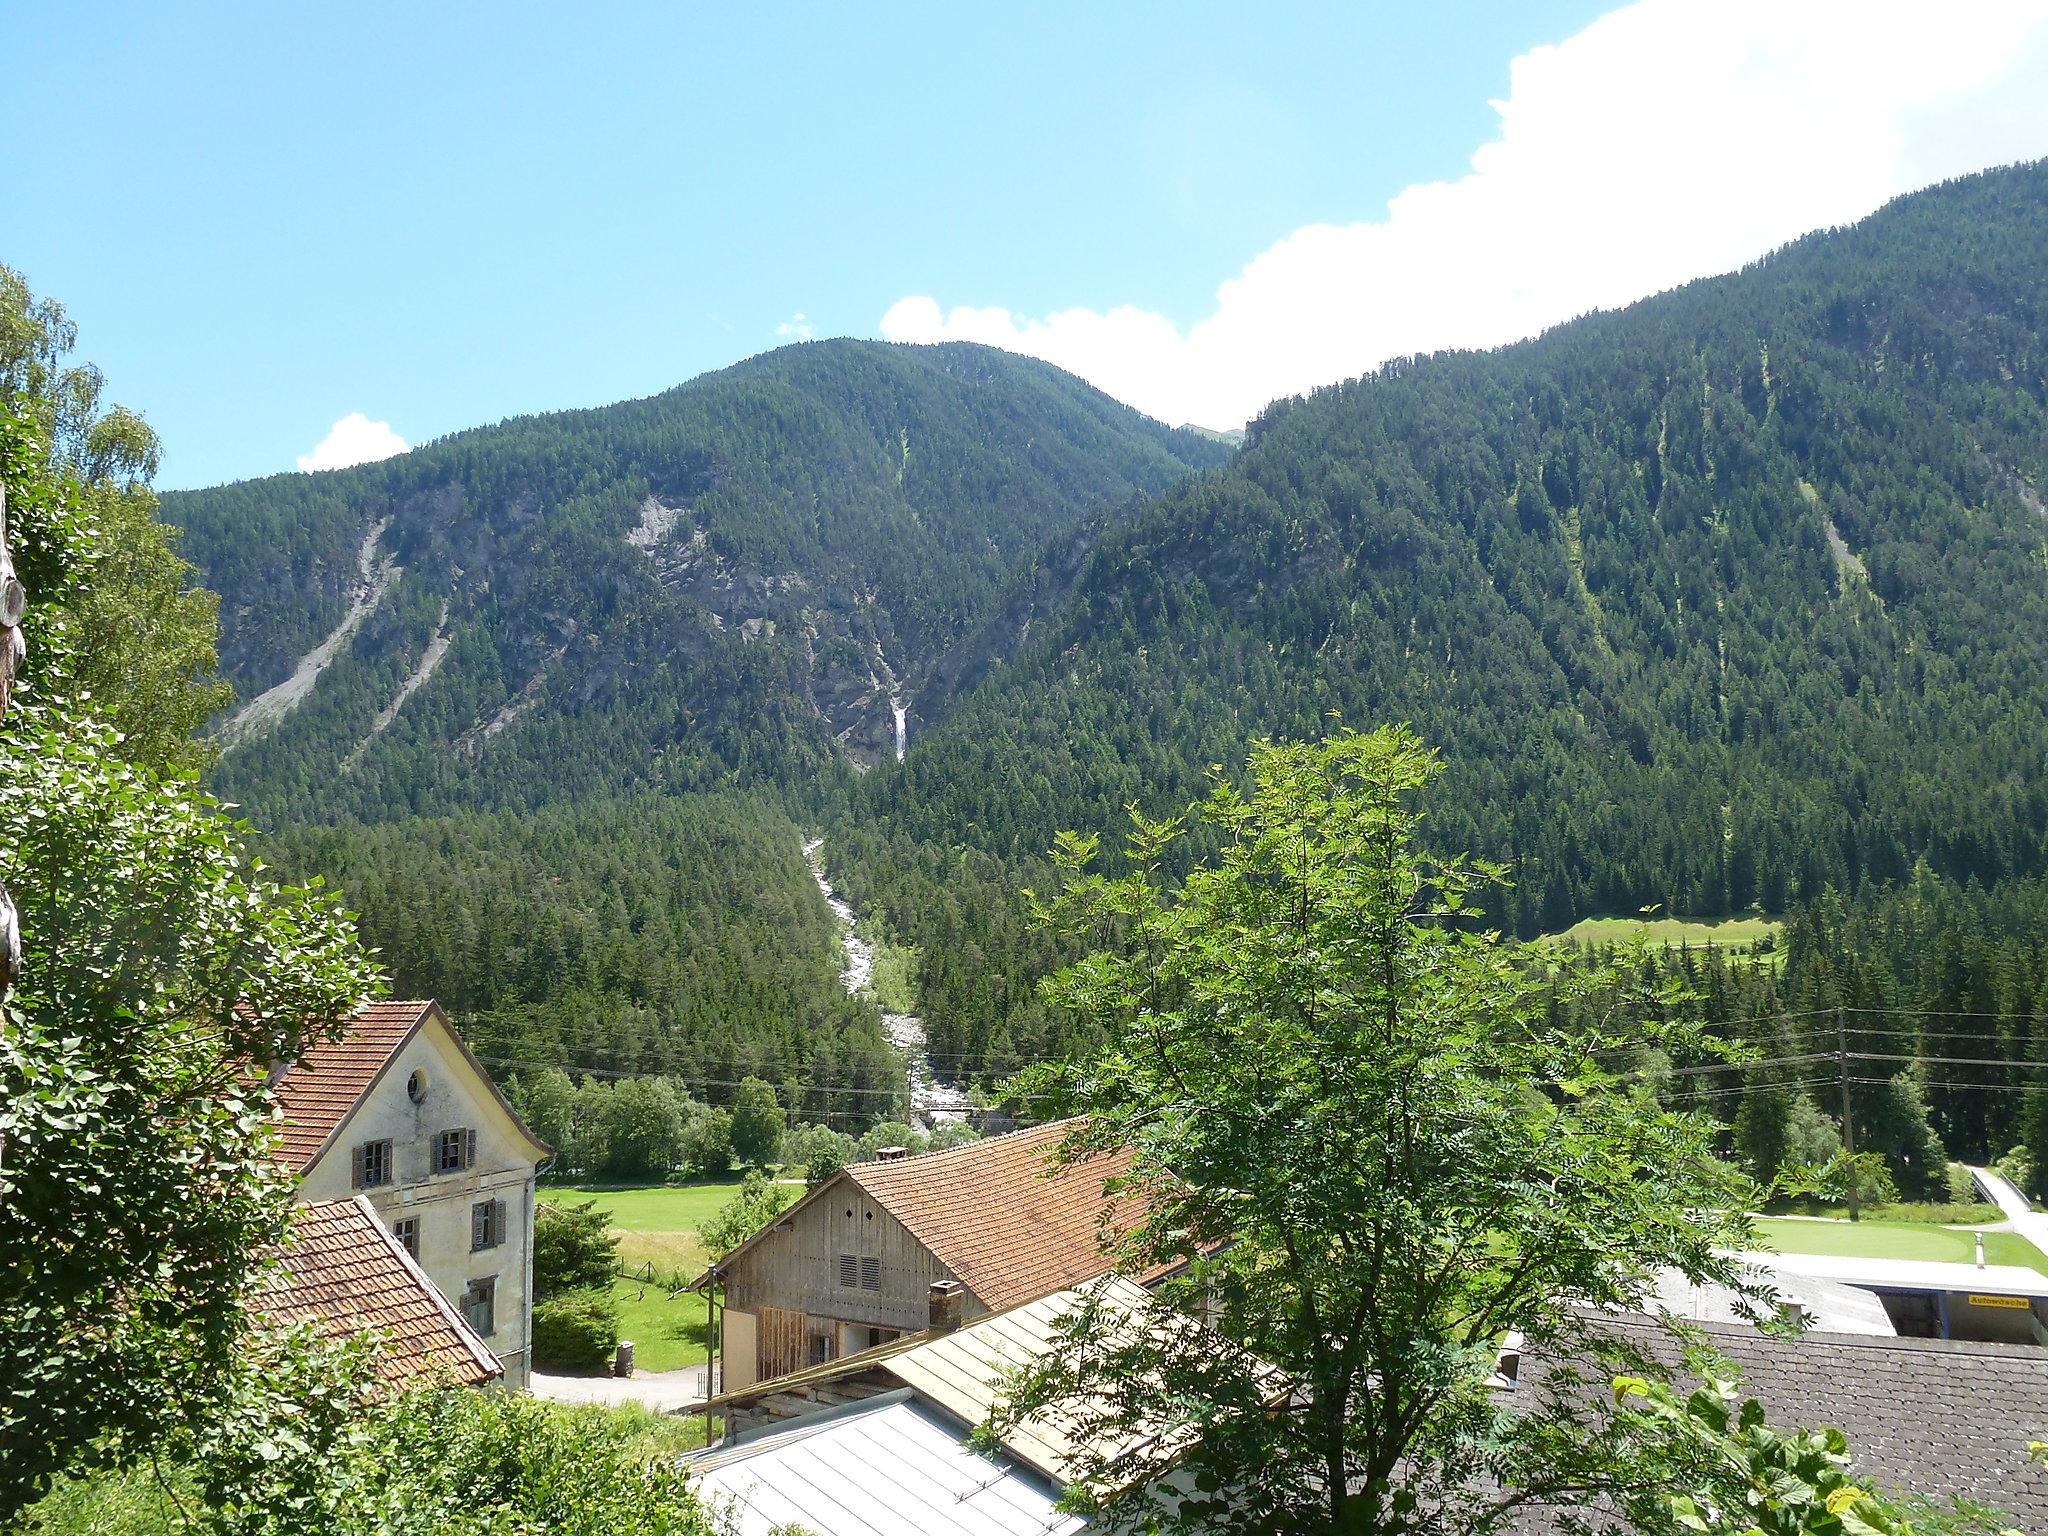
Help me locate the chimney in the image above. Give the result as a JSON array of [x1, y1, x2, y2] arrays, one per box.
[[875, 1145, 909, 1162], [928, 1279, 965, 1335]]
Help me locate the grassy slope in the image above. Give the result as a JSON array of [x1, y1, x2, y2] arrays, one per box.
[[539, 1179, 746, 1372], [1556, 915, 1784, 950], [1753, 1215, 2048, 1273]]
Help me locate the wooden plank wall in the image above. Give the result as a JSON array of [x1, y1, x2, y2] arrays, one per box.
[[756, 1304, 806, 1382]]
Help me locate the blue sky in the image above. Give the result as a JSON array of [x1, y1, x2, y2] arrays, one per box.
[[9, 2, 2048, 489]]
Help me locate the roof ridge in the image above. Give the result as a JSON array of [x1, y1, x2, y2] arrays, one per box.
[[844, 1114, 1082, 1178]]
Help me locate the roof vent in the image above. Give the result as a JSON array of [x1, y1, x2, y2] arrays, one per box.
[[875, 1145, 909, 1162], [928, 1279, 965, 1335]]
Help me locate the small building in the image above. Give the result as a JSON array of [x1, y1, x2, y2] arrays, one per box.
[[1739, 1251, 2048, 1346], [698, 1118, 1169, 1392], [273, 999, 550, 1387], [253, 1196, 502, 1389], [1641, 1263, 1897, 1336]]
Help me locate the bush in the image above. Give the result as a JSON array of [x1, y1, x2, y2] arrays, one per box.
[[699, 1171, 801, 1256], [1995, 1144, 2032, 1192], [927, 1119, 980, 1152], [531, 1289, 621, 1374], [534, 1200, 619, 1299]]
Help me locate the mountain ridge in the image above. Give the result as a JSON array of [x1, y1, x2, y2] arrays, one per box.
[[871, 162, 2048, 937], [165, 338, 1228, 820]]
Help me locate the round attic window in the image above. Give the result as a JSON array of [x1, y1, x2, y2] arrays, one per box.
[[407, 1068, 429, 1103]]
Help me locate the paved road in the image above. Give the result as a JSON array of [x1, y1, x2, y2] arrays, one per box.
[[530, 1363, 708, 1412], [1967, 1164, 2048, 1255]]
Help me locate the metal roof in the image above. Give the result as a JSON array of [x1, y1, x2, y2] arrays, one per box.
[[884, 1275, 1156, 1482], [691, 1390, 1085, 1536], [1739, 1250, 2048, 1297], [1645, 1264, 1897, 1335]]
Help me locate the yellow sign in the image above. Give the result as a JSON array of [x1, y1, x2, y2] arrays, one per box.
[[1967, 1294, 2032, 1310]]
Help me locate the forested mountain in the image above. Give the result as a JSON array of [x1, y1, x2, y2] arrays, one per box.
[[165, 340, 1225, 820], [172, 163, 2048, 1133], [266, 794, 905, 1124], [876, 163, 2048, 942]]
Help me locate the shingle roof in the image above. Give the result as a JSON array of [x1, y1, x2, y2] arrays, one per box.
[[273, 1000, 433, 1170], [845, 1118, 1149, 1313], [253, 1196, 501, 1388], [1514, 1315, 2048, 1530]]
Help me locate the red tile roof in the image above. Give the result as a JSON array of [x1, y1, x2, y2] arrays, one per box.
[[254, 1197, 500, 1388], [846, 1118, 1151, 1313], [273, 1000, 434, 1170]]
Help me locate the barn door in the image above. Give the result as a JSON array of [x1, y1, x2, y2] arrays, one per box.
[[755, 1304, 806, 1382]]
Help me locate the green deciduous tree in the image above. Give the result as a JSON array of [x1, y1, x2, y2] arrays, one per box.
[[0, 266, 229, 775], [700, 1170, 801, 1258], [0, 365, 379, 1516], [998, 727, 1758, 1534], [513, 1068, 576, 1160], [730, 1074, 787, 1168]]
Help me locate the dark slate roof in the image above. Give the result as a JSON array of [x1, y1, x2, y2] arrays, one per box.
[[1511, 1315, 2048, 1531]]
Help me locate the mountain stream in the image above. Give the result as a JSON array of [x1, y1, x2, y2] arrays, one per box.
[[804, 837, 969, 1126]]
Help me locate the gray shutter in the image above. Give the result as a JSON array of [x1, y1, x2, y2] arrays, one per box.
[[838, 1253, 857, 1288], [351, 1143, 366, 1189], [465, 1127, 477, 1169], [493, 1198, 507, 1247], [860, 1256, 881, 1291]]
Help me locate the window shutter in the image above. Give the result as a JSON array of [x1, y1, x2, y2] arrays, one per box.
[[471, 1204, 486, 1251], [860, 1256, 881, 1291], [838, 1253, 857, 1288], [493, 1198, 507, 1246], [351, 1143, 365, 1189], [465, 1128, 477, 1169]]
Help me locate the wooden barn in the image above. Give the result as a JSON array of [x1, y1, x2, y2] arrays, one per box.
[[698, 1118, 1168, 1391]]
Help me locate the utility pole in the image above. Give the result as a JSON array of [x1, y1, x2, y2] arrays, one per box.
[[1837, 1005, 1859, 1222]]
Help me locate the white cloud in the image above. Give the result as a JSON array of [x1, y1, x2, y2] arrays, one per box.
[[297, 412, 409, 472], [882, 0, 2048, 430], [775, 311, 815, 341]]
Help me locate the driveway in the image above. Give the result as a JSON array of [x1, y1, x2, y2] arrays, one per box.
[[530, 1364, 708, 1412], [1968, 1165, 2048, 1254]]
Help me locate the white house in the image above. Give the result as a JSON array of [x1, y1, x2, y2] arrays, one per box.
[[273, 999, 550, 1387]]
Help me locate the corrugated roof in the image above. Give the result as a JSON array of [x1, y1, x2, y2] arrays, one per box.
[[1514, 1315, 2048, 1531], [253, 1196, 500, 1388], [691, 1391, 1085, 1536], [272, 1000, 433, 1170], [846, 1118, 1149, 1313], [885, 1275, 1155, 1482]]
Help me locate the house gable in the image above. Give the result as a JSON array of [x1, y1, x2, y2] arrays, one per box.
[[299, 1005, 546, 1199]]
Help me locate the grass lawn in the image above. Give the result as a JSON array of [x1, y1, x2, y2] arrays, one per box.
[[539, 1179, 747, 1372], [607, 1272, 715, 1373], [1554, 914, 1783, 952], [539, 1178, 746, 1278], [1752, 1215, 2048, 1273]]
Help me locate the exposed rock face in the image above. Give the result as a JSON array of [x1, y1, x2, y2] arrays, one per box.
[[163, 339, 1226, 819]]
